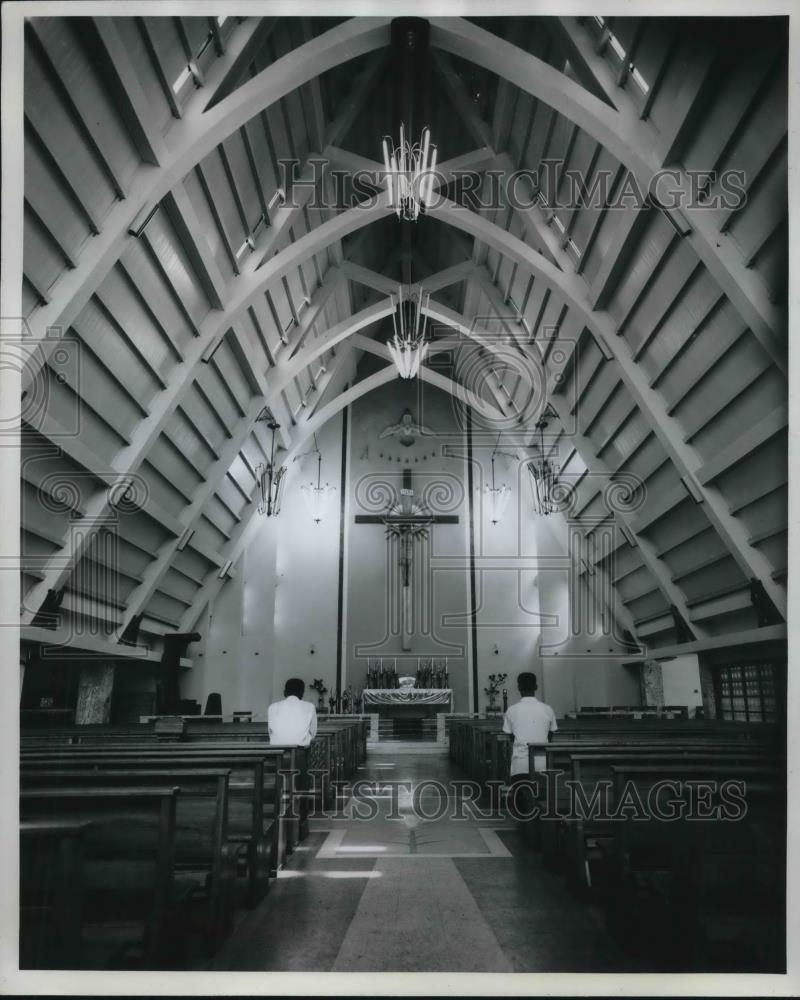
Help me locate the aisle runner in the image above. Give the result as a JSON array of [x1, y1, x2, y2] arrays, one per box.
[[331, 856, 514, 972], [316, 824, 512, 858]]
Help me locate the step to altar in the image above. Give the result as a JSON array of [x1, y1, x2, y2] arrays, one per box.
[[366, 711, 448, 743], [367, 740, 448, 756]]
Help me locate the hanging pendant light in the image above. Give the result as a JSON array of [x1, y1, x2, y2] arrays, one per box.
[[300, 436, 336, 523], [255, 417, 286, 517], [388, 283, 429, 379], [382, 123, 437, 221], [527, 418, 560, 516], [485, 434, 512, 524]]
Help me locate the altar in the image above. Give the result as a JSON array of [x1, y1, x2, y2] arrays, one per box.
[[362, 688, 452, 742], [362, 688, 452, 707]]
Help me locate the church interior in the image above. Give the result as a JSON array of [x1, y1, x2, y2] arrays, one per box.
[[4, 8, 791, 984]]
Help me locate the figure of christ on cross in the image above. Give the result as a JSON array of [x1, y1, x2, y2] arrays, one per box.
[[355, 468, 459, 651]]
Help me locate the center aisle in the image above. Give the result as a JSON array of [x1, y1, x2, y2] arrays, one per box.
[[209, 755, 643, 973]]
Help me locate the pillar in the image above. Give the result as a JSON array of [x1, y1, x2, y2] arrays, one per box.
[[640, 659, 664, 708], [75, 661, 115, 724], [698, 656, 717, 719]]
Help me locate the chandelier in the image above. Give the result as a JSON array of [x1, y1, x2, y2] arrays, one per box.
[[527, 418, 560, 516], [300, 436, 336, 524], [255, 417, 286, 517], [382, 123, 437, 221], [388, 284, 430, 379], [485, 435, 512, 525]]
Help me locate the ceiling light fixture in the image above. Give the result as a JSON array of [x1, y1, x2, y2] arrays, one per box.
[[485, 434, 512, 525], [382, 123, 437, 221], [300, 435, 336, 524], [388, 284, 429, 379], [527, 417, 560, 516], [255, 416, 285, 517]]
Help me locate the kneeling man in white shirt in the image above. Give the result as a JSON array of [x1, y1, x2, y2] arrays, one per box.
[[503, 670, 558, 777], [268, 678, 317, 746]]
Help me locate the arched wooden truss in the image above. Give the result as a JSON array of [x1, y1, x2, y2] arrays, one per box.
[[14, 14, 787, 656]]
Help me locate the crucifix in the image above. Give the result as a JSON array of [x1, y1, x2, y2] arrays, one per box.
[[355, 468, 458, 650]]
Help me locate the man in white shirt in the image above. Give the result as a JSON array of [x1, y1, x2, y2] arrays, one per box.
[[268, 678, 318, 746], [503, 671, 558, 777]]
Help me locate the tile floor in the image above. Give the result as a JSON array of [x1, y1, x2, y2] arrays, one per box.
[[209, 754, 643, 973]]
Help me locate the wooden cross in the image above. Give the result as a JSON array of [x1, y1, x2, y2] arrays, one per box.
[[355, 468, 458, 650]]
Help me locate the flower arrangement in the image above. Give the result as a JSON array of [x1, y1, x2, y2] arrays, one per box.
[[310, 678, 327, 709], [484, 673, 507, 696], [484, 672, 507, 712]]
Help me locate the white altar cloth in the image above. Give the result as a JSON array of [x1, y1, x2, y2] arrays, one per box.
[[362, 688, 452, 707]]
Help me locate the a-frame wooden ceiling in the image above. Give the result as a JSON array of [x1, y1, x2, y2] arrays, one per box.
[[18, 14, 788, 655]]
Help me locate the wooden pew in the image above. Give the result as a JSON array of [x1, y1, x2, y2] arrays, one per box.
[[447, 719, 504, 789], [550, 718, 779, 744], [145, 742, 309, 852], [21, 715, 368, 788], [22, 767, 240, 953], [21, 743, 312, 881], [181, 723, 335, 815], [563, 749, 778, 894], [524, 738, 780, 866], [21, 717, 365, 871], [21, 748, 279, 886], [20, 786, 182, 968], [20, 819, 90, 968], [603, 762, 785, 971], [19, 716, 364, 966]]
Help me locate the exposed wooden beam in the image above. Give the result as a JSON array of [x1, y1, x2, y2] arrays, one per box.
[[27, 108, 786, 644], [20, 625, 178, 663], [350, 334, 507, 425], [300, 18, 328, 153], [430, 49, 562, 268], [21, 259, 342, 626], [325, 52, 387, 148], [162, 182, 229, 310], [341, 261, 398, 296], [176, 351, 375, 632], [438, 278, 708, 640], [422, 261, 477, 293], [589, 207, 653, 308], [619, 623, 787, 665], [21, 17, 392, 397], [89, 18, 168, 166], [557, 17, 714, 167], [276, 299, 394, 388], [26, 21, 127, 198], [696, 404, 788, 486], [111, 388, 272, 641], [428, 16, 787, 373], [423, 198, 787, 619], [137, 16, 183, 120], [203, 17, 278, 110]]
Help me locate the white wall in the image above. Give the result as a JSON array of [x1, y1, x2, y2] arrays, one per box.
[[661, 654, 703, 712], [533, 512, 641, 717], [470, 438, 541, 713], [184, 383, 645, 721], [183, 505, 278, 717], [346, 382, 471, 709], [272, 412, 343, 705]]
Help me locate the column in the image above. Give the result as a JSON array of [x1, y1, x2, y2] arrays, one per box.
[[75, 661, 115, 724], [640, 659, 665, 709], [698, 656, 717, 719]]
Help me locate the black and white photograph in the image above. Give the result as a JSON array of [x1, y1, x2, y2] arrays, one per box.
[[0, 1, 796, 995]]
